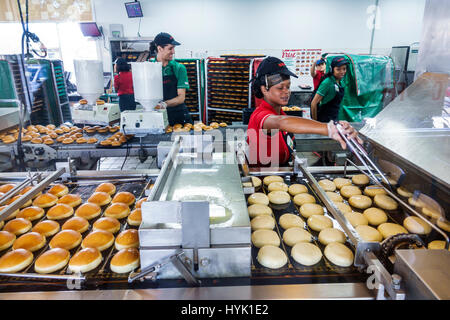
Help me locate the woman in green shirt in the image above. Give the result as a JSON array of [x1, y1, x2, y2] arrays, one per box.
[[150, 32, 192, 126], [310, 56, 349, 123]]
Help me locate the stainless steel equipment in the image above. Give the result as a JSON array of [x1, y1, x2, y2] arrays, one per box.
[[394, 249, 450, 300], [72, 60, 120, 126], [137, 136, 251, 281], [0, 79, 449, 299], [72, 102, 120, 126], [119, 62, 168, 136], [0, 167, 157, 287], [120, 109, 168, 136]]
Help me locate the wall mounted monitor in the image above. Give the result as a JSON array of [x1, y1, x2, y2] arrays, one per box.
[[79, 22, 102, 37], [125, 1, 143, 18]]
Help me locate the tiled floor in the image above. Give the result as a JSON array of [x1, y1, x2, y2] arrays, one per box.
[[98, 156, 157, 170]]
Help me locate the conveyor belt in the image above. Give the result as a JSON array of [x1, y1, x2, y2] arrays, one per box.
[[0, 177, 153, 293], [309, 171, 449, 273], [0, 171, 370, 293], [248, 175, 366, 286]]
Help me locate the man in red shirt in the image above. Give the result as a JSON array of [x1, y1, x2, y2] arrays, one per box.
[[114, 58, 136, 111], [247, 56, 360, 167]]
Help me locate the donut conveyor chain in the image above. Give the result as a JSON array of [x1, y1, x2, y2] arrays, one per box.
[[0, 171, 153, 285]]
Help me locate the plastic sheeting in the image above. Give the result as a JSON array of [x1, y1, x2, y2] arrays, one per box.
[[415, 0, 450, 80], [324, 54, 394, 122]]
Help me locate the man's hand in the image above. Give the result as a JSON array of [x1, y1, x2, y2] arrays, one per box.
[[155, 101, 167, 110]]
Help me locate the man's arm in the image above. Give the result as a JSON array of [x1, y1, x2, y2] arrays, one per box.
[[165, 88, 186, 107]]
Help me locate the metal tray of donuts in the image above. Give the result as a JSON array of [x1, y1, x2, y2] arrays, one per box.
[[0, 177, 153, 292], [310, 172, 448, 259], [0, 124, 120, 147], [245, 175, 366, 285]]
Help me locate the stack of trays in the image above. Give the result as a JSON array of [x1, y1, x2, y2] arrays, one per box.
[[206, 58, 252, 124], [176, 59, 201, 122]]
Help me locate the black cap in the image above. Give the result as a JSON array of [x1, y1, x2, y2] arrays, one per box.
[[154, 32, 180, 46], [254, 56, 298, 80], [330, 56, 349, 68]]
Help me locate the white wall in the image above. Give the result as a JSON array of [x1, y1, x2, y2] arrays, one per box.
[[92, 0, 426, 71]]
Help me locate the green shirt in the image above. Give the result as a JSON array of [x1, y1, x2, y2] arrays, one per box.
[[316, 75, 344, 105], [150, 58, 190, 90]]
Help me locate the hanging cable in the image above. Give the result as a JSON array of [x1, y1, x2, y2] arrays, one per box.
[[14, 0, 49, 170], [16, 0, 32, 170], [137, 17, 142, 37], [17, 0, 47, 58]]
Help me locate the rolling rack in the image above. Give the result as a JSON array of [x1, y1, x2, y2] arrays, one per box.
[[205, 57, 255, 124], [109, 37, 154, 90], [49, 60, 72, 124], [175, 59, 204, 122], [0, 55, 71, 127], [0, 55, 32, 122]]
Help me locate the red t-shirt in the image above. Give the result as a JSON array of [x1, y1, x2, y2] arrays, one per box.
[[247, 100, 291, 166], [114, 71, 134, 96], [313, 70, 325, 91]]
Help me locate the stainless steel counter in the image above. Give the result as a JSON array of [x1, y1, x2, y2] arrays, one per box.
[[0, 283, 374, 300], [361, 72, 450, 187]]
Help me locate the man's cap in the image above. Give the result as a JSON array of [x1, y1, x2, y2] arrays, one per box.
[[154, 32, 180, 46], [330, 56, 349, 68], [254, 56, 298, 80], [316, 59, 325, 65]]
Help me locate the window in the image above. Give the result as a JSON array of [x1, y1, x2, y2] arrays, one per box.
[[57, 22, 99, 82], [0, 22, 99, 83]]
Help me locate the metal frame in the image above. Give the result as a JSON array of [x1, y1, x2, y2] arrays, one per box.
[[109, 37, 154, 89], [343, 157, 449, 249], [0, 168, 65, 222], [205, 57, 252, 123], [49, 62, 65, 125], [195, 60, 202, 121], [0, 168, 159, 283], [49, 60, 71, 124], [0, 282, 374, 300], [0, 161, 377, 299], [293, 158, 406, 300], [176, 59, 203, 122]]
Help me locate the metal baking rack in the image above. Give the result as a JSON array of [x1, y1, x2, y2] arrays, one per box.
[[0, 169, 157, 290], [247, 174, 364, 284]]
